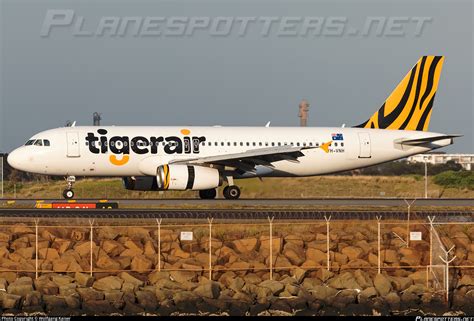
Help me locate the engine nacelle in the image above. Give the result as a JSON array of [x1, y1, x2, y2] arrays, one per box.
[[122, 176, 158, 191], [157, 164, 222, 190]]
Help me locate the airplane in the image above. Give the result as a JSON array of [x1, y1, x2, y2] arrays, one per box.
[[7, 56, 460, 200]]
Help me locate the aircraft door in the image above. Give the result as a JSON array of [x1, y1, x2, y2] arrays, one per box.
[[358, 132, 371, 158], [66, 132, 80, 157]]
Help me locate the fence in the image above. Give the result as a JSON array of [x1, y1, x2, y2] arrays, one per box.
[[0, 216, 472, 303]]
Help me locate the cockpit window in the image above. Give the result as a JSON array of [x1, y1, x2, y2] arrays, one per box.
[[34, 140, 43, 146], [25, 140, 35, 146], [43, 140, 50, 146]]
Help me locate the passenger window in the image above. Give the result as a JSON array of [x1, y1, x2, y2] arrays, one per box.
[[43, 140, 50, 146], [296, 142, 300, 146], [246, 142, 249, 146], [234, 142, 237, 146], [334, 142, 338, 147], [34, 140, 43, 146], [341, 142, 344, 147], [240, 142, 243, 146]]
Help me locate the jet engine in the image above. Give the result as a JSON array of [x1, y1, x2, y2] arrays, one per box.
[[157, 164, 222, 190]]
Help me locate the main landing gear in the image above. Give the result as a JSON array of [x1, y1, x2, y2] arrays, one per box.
[[198, 186, 241, 200], [62, 176, 76, 199], [198, 176, 241, 200], [223, 185, 241, 200]]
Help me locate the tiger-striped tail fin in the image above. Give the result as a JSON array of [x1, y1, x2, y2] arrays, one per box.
[[354, 56, 444, 131]]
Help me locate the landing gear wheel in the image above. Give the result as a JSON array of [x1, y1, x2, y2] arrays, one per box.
[[199, 189, 217, 199], [223, 185, 241, 200], [63, 189, 74, 199]]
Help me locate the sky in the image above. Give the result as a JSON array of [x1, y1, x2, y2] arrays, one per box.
[[0, 0, 472, 153]]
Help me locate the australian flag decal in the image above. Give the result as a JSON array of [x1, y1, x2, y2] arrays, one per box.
[[331, 133, 344, 140]]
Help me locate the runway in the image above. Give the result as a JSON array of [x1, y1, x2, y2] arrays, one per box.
[[2, 198, 474, 207]]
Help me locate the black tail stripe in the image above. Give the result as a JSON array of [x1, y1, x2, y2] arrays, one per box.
[[378, 65, 417, 128], [399, 56, 427, 130], [419, 56, 442, 110], [416, 94, 436, 130]]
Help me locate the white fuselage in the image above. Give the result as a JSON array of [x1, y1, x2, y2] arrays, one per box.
[[8, 126, 453, 179]]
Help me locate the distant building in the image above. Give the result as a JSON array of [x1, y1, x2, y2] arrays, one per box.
[[407, 153, 474, 171]]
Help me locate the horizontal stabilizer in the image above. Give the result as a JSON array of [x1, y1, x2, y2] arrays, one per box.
[[395, 134, 462, 146]]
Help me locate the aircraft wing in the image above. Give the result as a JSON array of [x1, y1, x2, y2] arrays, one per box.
[[169, 146, 315, 174], [395, 135, 462, 146]]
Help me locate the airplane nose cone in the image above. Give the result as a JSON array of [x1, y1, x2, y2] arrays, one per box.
[[7, 149, 25, 170]]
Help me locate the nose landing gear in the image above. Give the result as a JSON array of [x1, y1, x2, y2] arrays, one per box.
[[63, 176, 76, 199]]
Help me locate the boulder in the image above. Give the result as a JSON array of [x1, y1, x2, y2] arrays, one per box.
[[101, 240, 125, 256], [23, 291, 42, 307], [229, 277, 245, 292], [96, 255, 121, 271], [283, 242, 306, 266], [309, 285, 338, 302], [8, 277, 33, 297], [341, 246, 364, 261], [1, 293, 21, 309], [452, 231, 470, 249], [385, 292, 401, 310], [193, 281, 221, 299], [292, 267, 306, 283], [75, 272, 94, 287], [15, 247, 35, 259], [306, 248, 326, 264], [77, 287, 105, 301], [354, 269, 373, 289], [0, 278, 7, 292], [359, 286, 378, 301], [284, 234, 304, 247], [119, 272, 144, 287], [233, 238, 258, 253], [259, 280, 285, 295], [39, 248, 60, 260], [389, 276, 413, 291], [328, 272, 361, 290], [334, 252, 349, 265], [458, 275, 474, 287], [172, 290, 200, 305], [171, 247, 190, 259], [51, 238, 72, 254], [314, 269, 334, 282], [374, 274, 392, 296], [228, 261, 251, 276], [136, 290, 158, 311], [51, 275, 74, 286], [260, 236, 283, 255], [382, 249, 398, 264], [149, 271, 170, 284], [43, 295, 67, 311], [34, 277, 59, 295], [130, 255, 152, 273], [93, 276, 124, 291], [170, 270, 197, 283]]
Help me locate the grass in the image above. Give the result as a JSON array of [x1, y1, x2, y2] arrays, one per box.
[[2, 175, 473, 200]]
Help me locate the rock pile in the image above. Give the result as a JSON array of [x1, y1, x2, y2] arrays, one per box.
[[0, 221, 472, 315]]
